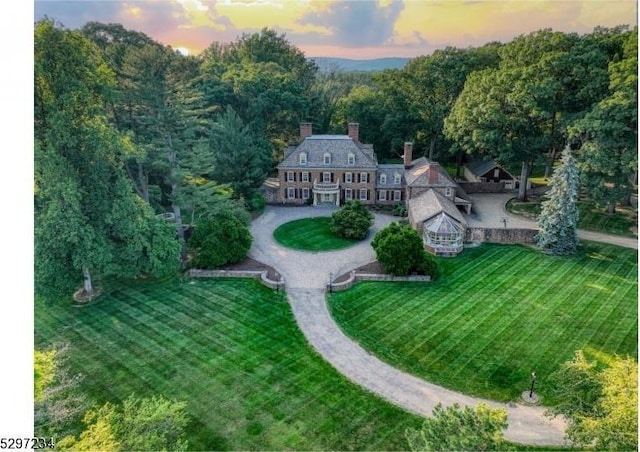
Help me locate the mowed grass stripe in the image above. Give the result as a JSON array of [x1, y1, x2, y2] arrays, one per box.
[[329, 243, 637, 403], [37, 278, 425, 450]]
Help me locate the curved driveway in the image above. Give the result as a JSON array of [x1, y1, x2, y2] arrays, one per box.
[[248, 203, 635, 446]]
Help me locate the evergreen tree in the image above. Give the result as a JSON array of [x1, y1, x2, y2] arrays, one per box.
[[535, 146, 580, 255], [207, 105, 271, 201]]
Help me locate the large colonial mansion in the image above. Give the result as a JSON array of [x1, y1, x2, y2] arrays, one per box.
[[271, 123, 474, 256]]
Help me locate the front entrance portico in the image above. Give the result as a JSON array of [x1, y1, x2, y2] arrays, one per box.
[[313, 191, 340, 206], [312, 181, 341, 206]]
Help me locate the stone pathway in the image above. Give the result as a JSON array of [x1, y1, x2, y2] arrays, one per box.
[[248, 202, 636, 446]]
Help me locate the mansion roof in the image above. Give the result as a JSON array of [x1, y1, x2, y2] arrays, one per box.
[[407, 188, 467, 226], [405, 157, 458, 188], [278, 135, 377, 169]]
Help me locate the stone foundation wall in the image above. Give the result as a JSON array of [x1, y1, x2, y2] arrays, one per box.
[[465, 227, 537, 244]]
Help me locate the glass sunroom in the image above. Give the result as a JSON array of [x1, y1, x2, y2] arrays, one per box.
[[423, 213, 466, 256]]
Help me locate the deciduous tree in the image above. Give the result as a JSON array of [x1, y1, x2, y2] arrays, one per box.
[[405, 403, 509, 451], [547, 351, 638, 450], [331, 200, 374, 240], [187, 210, 252, 268], [58, 395, 189, 451], [371, 222, 437, 276]]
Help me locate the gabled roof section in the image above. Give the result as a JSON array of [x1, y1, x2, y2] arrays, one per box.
[[465, 158, 517, 180], [277, 135, 377, 169], [405, 158, 457, 188], [408, 188, 467, 226]]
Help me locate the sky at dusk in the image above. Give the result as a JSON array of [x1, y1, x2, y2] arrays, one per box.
[[34, 0, 638, 59]]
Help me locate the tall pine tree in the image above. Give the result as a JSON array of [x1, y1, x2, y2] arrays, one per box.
[[535, 146, 580, 255]]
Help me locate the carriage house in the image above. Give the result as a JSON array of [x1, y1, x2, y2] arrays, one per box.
[[274, 122, 472, 255]]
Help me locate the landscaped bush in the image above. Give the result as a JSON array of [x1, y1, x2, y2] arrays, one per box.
[[331, 200, 374, 240], [371, 222, 437, 276], [187, 211, 252, 268]]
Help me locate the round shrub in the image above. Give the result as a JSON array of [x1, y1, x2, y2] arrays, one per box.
[[331, 200, 374, 240], [188, 211, 252, 268], [371, 222, 438, 276]]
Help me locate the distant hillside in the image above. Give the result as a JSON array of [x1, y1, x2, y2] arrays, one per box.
[[310, 57, 411, 72]]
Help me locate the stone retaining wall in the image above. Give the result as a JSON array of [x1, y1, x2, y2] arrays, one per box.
[[188, 269, 284, 290], [459, 181, 506, 193], [329, 271, 431, 292], [466, 227, 538, 244]]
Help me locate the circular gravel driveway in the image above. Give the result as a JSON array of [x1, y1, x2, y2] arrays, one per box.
[[248, 205, 568, 446]]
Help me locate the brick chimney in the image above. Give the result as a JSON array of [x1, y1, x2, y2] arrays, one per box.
[[348, 122, 359, 143], [300, 122, 312, 140], [428, 162, 440, 185], [403, 142, 413, 169]]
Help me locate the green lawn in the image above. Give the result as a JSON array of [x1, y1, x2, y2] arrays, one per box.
[[507, 199, 637, 237], [35, 278, 424, 451], [273, 217, 359, 251], [329, 243, 638, 404]]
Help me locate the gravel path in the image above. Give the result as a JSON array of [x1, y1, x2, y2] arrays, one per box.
[[248, 200, 635, 446]]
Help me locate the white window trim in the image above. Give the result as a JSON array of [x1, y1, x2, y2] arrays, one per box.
[[323, 153, 331, 165], [302, 188, 309, 199], [347, 153, 355, 165], [360, 172, 368, 183], [393, 190, 401, 201], [379, 190, 387, 201], [287, 187, 295, 199], [302, 172, 309, 182], [299, 153, 307, 165], [394, 173, 401, 184], [345, 188, 352, 200], [380, 174, 387, 185], [286, 171, 294, 182], [323, 172, 331, 182], [359, 189, 367, 201], [345, 172, 353, 183]]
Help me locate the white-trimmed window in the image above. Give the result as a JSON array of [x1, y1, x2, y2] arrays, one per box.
[[359, 172, 368, 183], [345, 172, 353, 183], [299, 152, 307, 165], [323, 153, 331, 165], [286, 171, 295, 182], [380, 174, 387, 185], [445, 187, 452, 197], [323, 172, 331, 182], [301, 172, 309, 182], [378, 190, 387, 201], [302, 188, 310, 200], [393, 190, 402, 201], [347, 153, 355, 165], [287, 187, 296, 199], [359, 189, 368, 200], [345, 188, 353, 200], [394, 173, 401, 184]]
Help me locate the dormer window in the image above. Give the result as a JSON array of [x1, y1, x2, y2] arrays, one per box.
[[299, 152, 307, 165], [347, 153, 355, 165], [323, 153, 331, 165], [394, 173, 401, 184], [380, 174, 387, 185]]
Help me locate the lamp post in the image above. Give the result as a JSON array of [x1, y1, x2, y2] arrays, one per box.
[[529, 372, 537, 398], [328, 273, 333, 293]]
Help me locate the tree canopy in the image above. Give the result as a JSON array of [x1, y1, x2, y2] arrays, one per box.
[[405, 403, 509, 451]]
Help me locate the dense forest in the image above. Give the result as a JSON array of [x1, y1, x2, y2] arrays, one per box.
[[34, 19, 637, 299]]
